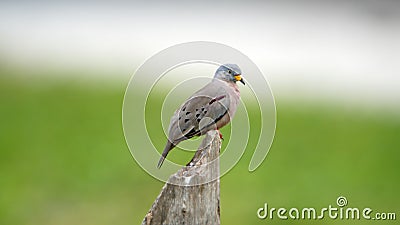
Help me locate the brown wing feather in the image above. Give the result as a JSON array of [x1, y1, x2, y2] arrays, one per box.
[[170, 91, 230, 143], [158, 80, 233, 168]]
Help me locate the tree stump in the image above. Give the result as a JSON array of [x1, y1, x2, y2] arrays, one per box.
[[142, 130, 221, 225]]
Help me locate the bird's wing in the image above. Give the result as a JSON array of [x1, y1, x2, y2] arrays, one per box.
[[168, 82, 231, 143]]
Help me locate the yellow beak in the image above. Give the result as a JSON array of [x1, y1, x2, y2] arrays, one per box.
[[234, 75, 242, 81], [234, 75, 245, 85]]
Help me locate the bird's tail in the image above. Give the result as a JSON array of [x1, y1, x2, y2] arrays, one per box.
[[157, 141, 175, 168]]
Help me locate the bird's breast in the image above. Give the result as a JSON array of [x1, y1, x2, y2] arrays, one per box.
[[214, 82, 240, 129]]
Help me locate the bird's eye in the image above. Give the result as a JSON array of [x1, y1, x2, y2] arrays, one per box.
[[228, 70, 232, 74]]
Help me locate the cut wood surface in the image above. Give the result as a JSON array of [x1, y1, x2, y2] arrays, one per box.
[[142, 130, 221, 225]]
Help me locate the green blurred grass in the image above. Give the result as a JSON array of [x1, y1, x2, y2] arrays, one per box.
[[0, 74, 399, 225]]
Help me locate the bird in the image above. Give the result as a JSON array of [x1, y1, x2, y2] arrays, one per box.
[[157, 64, 245, 168]]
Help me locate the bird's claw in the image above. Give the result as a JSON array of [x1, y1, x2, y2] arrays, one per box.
[[218, 130, 224, 140]]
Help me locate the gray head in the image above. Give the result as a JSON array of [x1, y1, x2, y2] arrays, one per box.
[[214, 64, 245, 85]]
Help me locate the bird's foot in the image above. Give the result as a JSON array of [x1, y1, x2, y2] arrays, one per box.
[[218, 129, 224, 140]]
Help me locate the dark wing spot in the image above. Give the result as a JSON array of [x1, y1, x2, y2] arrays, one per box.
[[182, 107, 186, 111], [182, 128, 186, 132], [179, 117, 181, 120], [184, 119, 190, 123], [184, 128, 199, 139], [195, 113, 200, 118], [204, 110, 207, 114], [197, 118, 201, 123], [195, 108, 199, 111], [186, 111, 190, 115], [201, 107, 205, 111], [209, 95, 226, 105]]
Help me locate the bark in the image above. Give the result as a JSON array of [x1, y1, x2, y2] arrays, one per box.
[[142, 130, 221, 225]]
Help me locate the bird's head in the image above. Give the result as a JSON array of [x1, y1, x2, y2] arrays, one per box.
[[214, 64, 245, 85]]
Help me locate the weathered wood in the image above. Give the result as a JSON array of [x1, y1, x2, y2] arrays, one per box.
[[142, 130, 221, 225]]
